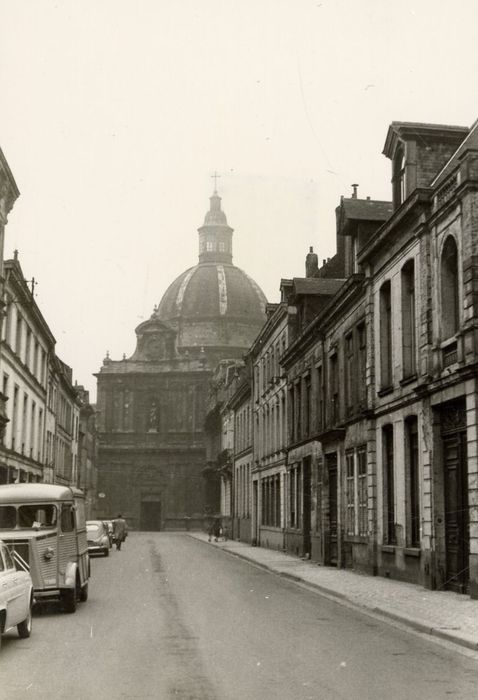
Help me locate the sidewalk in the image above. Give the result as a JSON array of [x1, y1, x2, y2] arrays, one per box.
[[189, 532, 478, 652]]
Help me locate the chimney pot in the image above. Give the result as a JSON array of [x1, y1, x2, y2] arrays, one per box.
[[351, 183, 359, 199]]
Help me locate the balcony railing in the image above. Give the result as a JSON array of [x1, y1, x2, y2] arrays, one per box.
[[442, 341, 458, 368]]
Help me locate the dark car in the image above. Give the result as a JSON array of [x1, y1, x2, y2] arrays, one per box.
[[86, 520, 110, 557]]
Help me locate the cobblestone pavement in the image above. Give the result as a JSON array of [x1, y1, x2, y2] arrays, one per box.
[[189, 533, 478, 652]]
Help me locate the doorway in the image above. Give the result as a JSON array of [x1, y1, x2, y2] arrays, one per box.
[[302, 457, 312, 557], [442, 410, 469, 593], [325, 452, 338, 566], [140, 496, 162, 531]]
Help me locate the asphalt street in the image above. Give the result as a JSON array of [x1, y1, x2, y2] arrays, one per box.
[[1, 532, 477, 699]]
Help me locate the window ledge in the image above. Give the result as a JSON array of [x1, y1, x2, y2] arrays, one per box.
[[344, 535, 368, 544], [400, 373, 418, 387], [404, 547, 421, 558], [377, 386, 394, 397], [381, 544, 395, 554]]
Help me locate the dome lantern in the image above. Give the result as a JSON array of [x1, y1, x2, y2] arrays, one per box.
[[197, 188, 234, 264]]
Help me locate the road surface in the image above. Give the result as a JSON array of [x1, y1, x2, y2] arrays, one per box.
[[1, 532, 477, 699]]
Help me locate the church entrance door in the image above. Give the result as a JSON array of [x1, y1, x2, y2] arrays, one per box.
[[140, 496, 162, 531]]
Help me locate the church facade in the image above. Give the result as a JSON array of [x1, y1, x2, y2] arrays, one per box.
[[95, 190, 267, 530]]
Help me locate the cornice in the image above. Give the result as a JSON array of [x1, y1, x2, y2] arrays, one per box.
[[358, 189, 431, 264]]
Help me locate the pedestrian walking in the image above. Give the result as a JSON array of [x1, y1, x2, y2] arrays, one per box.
[[113, 514, 128, 550], [212, 518, 222, 542]]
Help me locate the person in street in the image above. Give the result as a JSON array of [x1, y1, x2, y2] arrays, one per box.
[[212, 518, 222, 542], [207, 519, 215, 542], [113, 514, 128, 550]]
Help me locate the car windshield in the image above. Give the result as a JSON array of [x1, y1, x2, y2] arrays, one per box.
[[0, 504, 58, 528], [18, 504, 57, 528], [0, 506, 16, 529], [87, 523, 102, 535]]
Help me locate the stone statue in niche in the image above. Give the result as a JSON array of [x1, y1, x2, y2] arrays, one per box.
[[148, 401, 159, 432]]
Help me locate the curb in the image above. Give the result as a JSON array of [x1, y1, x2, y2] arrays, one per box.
[[191, 535, 478, 653]]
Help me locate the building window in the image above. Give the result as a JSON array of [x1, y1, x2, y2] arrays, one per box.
[[401, 260, 416, 378], [345, 446, 367, 537], [357, 446, 368, 536], [289, 464, 302, 528], [12, 385, 19, 451], [295, 381, 302, 440], [261, 475, 281, 527], [25, 327, 32, 369], [4, 303, 12, 345], [405, 416, 420, 547], [316, 365, 324, 432], [329, 353, 339, 424], [15, 315, 22, 356], [206, 240, 214, 252], [357, 323, 366, 409], [345, 333, 354, 414], [33, 342, 39, 379], [379, 281, 392, 388], [30, 401, 36, 459], [38, 408, 43, 462], [441, 236, 459, 340], [316, 459, 323, 533], [345, 451, 355, 536], [382, 424, 395, 544], [304, 374, 311, 437], [392, 146, 406, 209], [22, 393, 28, 455]]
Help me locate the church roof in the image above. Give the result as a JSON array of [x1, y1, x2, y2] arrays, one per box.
[[157, 262, 266, 321]]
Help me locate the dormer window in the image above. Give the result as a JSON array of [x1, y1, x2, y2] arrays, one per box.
[[392, 147, 406, 209]]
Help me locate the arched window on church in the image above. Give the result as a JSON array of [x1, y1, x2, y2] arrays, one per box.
[[441, 235, 459, 340]]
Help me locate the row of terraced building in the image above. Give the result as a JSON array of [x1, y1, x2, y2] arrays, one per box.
[[205, 118, 478, 599]]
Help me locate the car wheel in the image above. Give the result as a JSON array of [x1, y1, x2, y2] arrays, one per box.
[[104, 547, 109, 557], [17, 599, 33, 638], [62, 576, 79, 614], [79, 582, 88, 603]]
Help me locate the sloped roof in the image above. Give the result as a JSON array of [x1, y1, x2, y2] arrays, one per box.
[[383, 121, 469, 158], [292, 277, 345, 296], [340, 198, 392, 222], [432, 118, 478, 187]]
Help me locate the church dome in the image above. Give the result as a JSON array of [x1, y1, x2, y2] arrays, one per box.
[[158, 262, 266, 320], [156, 189, 267, 358]]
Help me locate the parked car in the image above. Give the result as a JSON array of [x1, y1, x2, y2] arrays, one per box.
[[0, 539, 34, 649], [86, 520, 110, 557], [0, 484, 90, 614], [102, 520, 114, 547]]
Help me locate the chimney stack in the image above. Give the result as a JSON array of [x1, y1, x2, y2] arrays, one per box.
[[352, 183, 359, 199], [305, 246, 319, 278]]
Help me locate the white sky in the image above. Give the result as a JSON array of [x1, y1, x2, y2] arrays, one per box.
[[1, 0, 477, 399]]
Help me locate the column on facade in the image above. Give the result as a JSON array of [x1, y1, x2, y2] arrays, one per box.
[[466, 377, 478, 597]]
